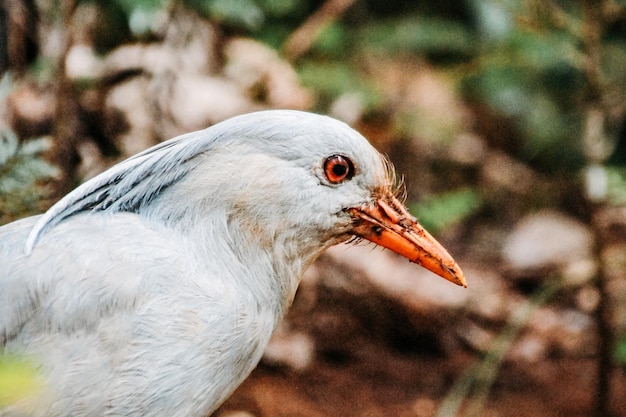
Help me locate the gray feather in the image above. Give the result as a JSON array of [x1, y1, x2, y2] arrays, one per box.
[[25, 133, 207, 253]]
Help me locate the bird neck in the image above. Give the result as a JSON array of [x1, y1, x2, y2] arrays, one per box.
[[150, 206, 317, 325], [139, 157, 337, 320]]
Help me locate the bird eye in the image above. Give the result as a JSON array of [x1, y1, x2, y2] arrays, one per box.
[[324, 155, 354, 184]]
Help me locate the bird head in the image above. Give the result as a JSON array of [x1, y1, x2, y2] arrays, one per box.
[[26, 110, 465, 287]]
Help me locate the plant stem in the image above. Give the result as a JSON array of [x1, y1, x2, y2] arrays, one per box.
[[581, 1, 614, 416], [435, 279, 562, 417]]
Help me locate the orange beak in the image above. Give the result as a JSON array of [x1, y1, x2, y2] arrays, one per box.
[[347, 195, 466, 287]]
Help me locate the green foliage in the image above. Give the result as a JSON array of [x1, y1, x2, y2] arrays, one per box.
[[359, 16, 475, 56], [186, 0, 265, 30], [410, 188, 482, 234], [114, 0, 167, 14], [0, 355, 41, 407], [615, 339, 626, 364], [107, 0, 169, 36], [107, 0, 312, 36], [606, 166, 626, 205], [309, 22, 351, 57], [0, 130, 58, 225], [458, 6, 591, 170], [297, 60, 383, 111], [455, 1, 625, 173]]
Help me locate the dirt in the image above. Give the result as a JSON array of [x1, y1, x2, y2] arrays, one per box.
[[219, 321, 625, 417], [216, 252, 626, 417]]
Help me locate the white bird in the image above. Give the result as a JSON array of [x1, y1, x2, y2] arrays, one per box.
[[0, 110, 465, 417]]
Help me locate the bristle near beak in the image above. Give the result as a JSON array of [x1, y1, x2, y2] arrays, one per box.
[[347, 195, 466, 287]]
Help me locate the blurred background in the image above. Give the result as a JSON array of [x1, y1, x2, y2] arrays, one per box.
[[1, 0, 626, 416]]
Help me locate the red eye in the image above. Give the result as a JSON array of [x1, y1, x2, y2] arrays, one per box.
[[324, 155, 354, 184]]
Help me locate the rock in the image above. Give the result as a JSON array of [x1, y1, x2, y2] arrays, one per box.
[[223, 38, 313, 110], [65, 44, 101, 80], [104, 76, 158, 157], [102, 43, 174, 76], [217, 411, 256, 417], [481, 150, 536, 195], [526, 307, 596, 357], [330, 92, 366, 126], [262, 323, 315, 371], [75, 139, 107, 181], [362, 58, 470, 146], [456, 319, 496, 353], [507, 334, 548, 363], [449, 133, 487, 166], [99, 21, 312, 156], [502, 210, 595, 283], [6, 83, 55, 139], [462, 266, 512, 323], [165, 75, 256, 135]]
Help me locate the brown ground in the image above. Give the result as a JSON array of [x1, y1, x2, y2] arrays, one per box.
[[221, 327, 625, 417], [217, 252, 626, 417]]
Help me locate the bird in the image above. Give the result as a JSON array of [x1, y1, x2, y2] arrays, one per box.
[[0, 110, 465, 417]]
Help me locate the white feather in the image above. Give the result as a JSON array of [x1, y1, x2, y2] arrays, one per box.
[[1, 110, 391, 417]]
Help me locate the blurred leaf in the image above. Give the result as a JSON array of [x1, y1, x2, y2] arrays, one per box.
[[501, 30, 580, 70], [297, 61, 383, 109], [114, 0, 167, 13], [464, 65, 529, 116], [410, 188, 482, 233], [112, 0, 168, 36], [461, 26, 586, 171], [0, 355, 40, 407], [359, 16, 475, 56], [312, 22, 352, 57], [468, 0, 516, 42], [615, 339, 626, 364], [606, 166, 626, 205], [188, 0, 265, 30], [521, 93, 578, 160], [602, 40, 626, 99], [258, 0, 304, 18], [0, 131, 58, 224], [255, 23, 293, 49]]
